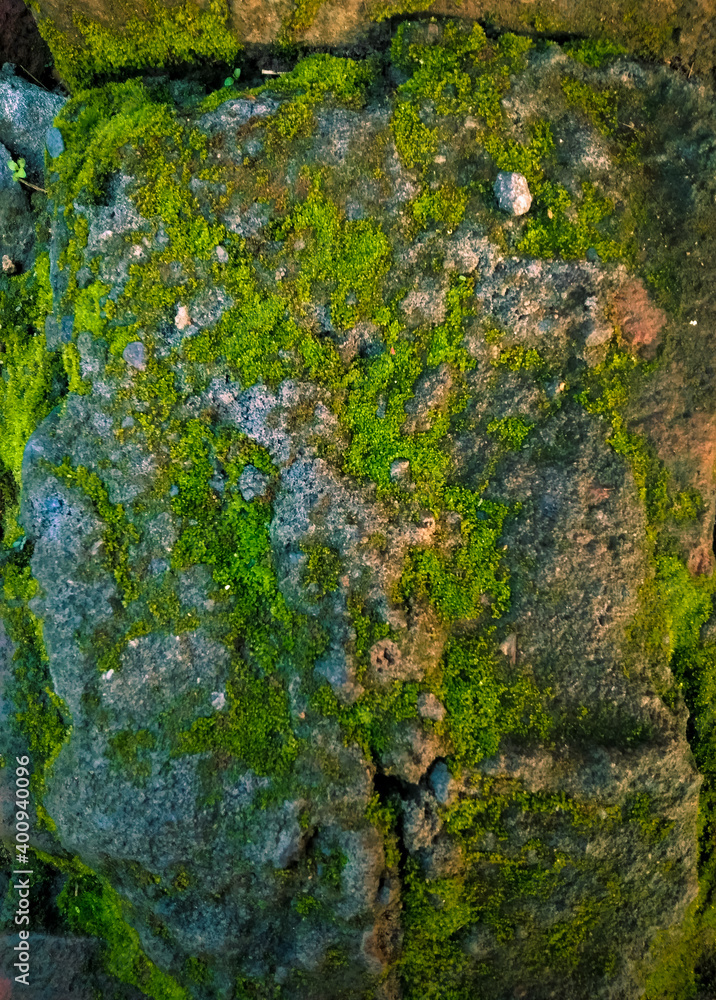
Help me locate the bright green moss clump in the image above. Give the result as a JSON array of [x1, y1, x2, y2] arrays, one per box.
[[398, 486, 512, 624], [391, 22, 532, 128], [0, 253, 60, 539], [391, 101, 438, 171], [268, 54, 376, 110], [275, 179, 392, 331], [438, 633, 551, 766], [54, 859, 188, 1000], [563, 38, 628, 67], [0, 561, 72, 829], [410, 184, 469, 234], [34, 0, 239, 93], [487, 415, 534, 451], [561, 77, 619, 136]]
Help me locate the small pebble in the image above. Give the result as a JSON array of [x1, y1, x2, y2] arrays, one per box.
[[122, 341, 146, 371], [45, 126, 65, 158], [494, 171, 532, 216]]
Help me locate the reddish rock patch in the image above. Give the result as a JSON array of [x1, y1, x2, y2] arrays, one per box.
[[612, 279, 667, 359]]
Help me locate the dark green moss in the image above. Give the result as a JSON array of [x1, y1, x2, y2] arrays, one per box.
[[107, 728, 156, 786], [47, 457, 141, 605], [299, 542, 342, 600]]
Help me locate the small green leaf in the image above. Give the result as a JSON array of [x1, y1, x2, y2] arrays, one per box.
[[224, 78, 233, 87]]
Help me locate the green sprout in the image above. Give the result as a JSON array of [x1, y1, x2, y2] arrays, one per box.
[[224, 67, 241, 88], [7, 158, 26, 183]]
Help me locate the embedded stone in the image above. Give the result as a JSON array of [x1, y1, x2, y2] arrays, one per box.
[[238, 464, 270, 501], [45, 125, 64, 158], [390, 458, 410, 482], [494, 171, 532, 216], [418, 691, 446, 722], [122, 340, 146, 370]]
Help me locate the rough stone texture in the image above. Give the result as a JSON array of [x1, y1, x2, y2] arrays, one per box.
[[0, 62, 65, 185], [494, 170, 533, 216], [0, 23, 715, 1000], [0, 138, 35, 274], [0, 934, 146, 1000]]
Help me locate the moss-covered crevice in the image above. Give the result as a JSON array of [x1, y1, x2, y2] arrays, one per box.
[[30, 0, 240, 94]]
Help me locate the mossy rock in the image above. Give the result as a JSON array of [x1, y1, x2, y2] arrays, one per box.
[[2, 18, 716, 1000]]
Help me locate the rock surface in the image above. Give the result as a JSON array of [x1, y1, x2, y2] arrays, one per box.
[[0, 18, 715, 1000]]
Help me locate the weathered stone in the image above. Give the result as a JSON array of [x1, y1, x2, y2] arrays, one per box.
[[493, 170, 532, 216], [45, 124, 64, 158], [0, 63, 65, 184], [1, 25, 714, 1000], [122, 340, 146, 370]]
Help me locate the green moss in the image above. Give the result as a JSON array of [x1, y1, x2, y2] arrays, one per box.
[[53, 859, 188, 1000], [340, 280, 474, 511], [0, 253, 61, 497], [36, 0, 239, 93], [347, 593, 395, 682], [492, 344, 547, 375], [391, 101, 438, 172], [397, 488, 511, 624], [175, 659, 297, 777], [624, 791, 674, 845], [0, 559, 72, 827], [518, 180, 628, 262], [487, 415, 533, 450], [563, 38, 628, 67], [483, 119, 555, 189], [365, 792, 401, 867], [576, 348, 703, 527], [410, 184, 468, 234], [368, 0, 434, 23], [300, 542, 342, 600], [47, 458, 140, 605], [107, 728, 156, 786], [265, 100, 316, 155], [61, 342, 91, 395], [312, 677, 419, 760], [392, 22, 530, 128], [278, 0, 328, 39], [275, 179, 392, 332], [73, 279, 116, 338], [561, 76, 619, 136], [438, 632, 551, 766], [265, 54, 376, 110]]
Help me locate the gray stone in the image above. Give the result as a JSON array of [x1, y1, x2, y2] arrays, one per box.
[[123, 341, 147, 370], [428, 760, 457, 805], [44, 313, 74, 350], [0, 63, 66, 184], [45, 125, 64, 158], [494, 171, 532, 216], [390, 458, 410, 482], [238, 464, 270, 501], [0, 138, 35, 272], [417, 691, 446, 722]]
